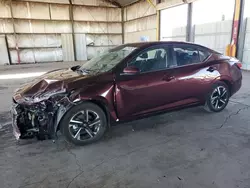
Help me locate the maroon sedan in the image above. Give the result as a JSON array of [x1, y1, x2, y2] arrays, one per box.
[[12, 41, 242, 145]]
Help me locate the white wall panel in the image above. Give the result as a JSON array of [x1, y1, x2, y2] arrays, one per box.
[[0, 19, 14, 33], [7, 34, 61, 48], [124, 15, 156, 33], [124, 0, 156, 21], [124, 29, 157, 43], [61, 33, 75, 61], [0, 0, 123, 63], [87, 46, 114, 59], [194, 20, 232, 53], [0, 3, 11, 18], [29, 2, 50, 19], [14, 20, 71, 33], [0, 35, 9, 65], [242, 18, 250, 70], [10, 48, 63, 63], [74, 22, 122, 34], [12, 1, 50, 20], [160, 4, 187, 41], [86, 34, 122, 46], [73, 6, 121, 22], [50, 4, 70, 20], [75, 34, 87, 61]]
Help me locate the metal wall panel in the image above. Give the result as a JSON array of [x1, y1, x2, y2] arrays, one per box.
[[61, 34, 75, 61], [73, 6, 121, 22], [124, 15, 156, 33], [194, 20, 232, 53], [0, 19, 14, 33], [242, 18, 250, 70], [75, 34, 87, 61], [124, 29, 157, 43], [50, 4, 70, 20], [124, 0, 156, 21], [86, 34, 122, 46], [74, 22, 122, 34], [161, 26, 186, 41], [7, 34, 61, 48], [0, 3, 11, 18], [10, 48, 62, 64], [12, 1, 50, 20], [0, 35, 9, 65], [0, 0, 123, 63], [87, 46, 114, 59], [14, 20, 72, 33]]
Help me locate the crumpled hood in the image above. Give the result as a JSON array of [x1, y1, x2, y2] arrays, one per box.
[[13, 68, 91, 102]]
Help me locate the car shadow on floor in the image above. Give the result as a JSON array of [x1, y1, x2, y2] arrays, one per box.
[[102, 106, 214, 142], [0, 106, 218, 148]]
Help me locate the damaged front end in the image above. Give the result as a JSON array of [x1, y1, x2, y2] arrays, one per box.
[[12, 82, 80, 141], [12, 100, 57, 140]]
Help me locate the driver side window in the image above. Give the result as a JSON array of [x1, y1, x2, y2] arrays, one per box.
[[128, 47, 168, 73]]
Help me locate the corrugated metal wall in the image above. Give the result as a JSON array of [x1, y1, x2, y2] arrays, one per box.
[[0, 35, 9, 65], [0, 0, 122, 64], [242, 18, 250, 70], [123, 0, 157, 43], [194, 20, 232, 53]]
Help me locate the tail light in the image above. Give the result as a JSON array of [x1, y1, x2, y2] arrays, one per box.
[[235, 62, 242, 69]]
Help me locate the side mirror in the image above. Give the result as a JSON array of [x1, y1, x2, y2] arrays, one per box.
[[122, 66, 140, 75], [71, 65, 81, 71]]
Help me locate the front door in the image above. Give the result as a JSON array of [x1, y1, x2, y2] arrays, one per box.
[[115, 45, 180, 119]]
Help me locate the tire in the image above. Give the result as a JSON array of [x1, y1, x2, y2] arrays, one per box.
[[204, 81, 230, 113], [60, 102, 108, 146]]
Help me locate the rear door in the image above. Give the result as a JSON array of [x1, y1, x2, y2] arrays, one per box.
[[170, 44, 218, 103]]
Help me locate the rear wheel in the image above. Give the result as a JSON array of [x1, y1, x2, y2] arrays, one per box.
[[60, 102, 107, 146], [204, 82, 230, 112]]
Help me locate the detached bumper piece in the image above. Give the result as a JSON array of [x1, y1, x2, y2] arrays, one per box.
[[11, 100, 56, 141]]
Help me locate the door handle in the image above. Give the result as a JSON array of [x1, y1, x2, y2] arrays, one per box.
[[207, 66, 216, 72], [163, 75, 175, 82]]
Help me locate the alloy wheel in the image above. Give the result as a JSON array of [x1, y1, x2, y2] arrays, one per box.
[[68, 110, 101, 141], [210, 85, 229, 110]]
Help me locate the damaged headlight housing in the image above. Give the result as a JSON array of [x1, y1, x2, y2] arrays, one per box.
[[30, 88, 67, 103]]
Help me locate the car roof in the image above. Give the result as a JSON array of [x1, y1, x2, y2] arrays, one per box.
[[122, 41, 218, 53]]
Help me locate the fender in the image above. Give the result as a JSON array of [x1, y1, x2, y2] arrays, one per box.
[[54, 84, 118, 132]]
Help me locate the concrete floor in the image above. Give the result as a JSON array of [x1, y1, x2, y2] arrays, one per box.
[[0, 63, 250, 188]]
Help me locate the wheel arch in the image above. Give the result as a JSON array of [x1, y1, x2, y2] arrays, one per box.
[[212, 75, 233, 96], [56, 98, 113, 132], [219, 79, 232, 96], [87, 99, 111, 128]]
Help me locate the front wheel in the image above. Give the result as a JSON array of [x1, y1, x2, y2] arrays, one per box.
[[204, 82, 230, 112], [60, 102, 108, 146]]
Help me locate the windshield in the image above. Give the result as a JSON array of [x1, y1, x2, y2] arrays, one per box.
[[80, 46, 137, 73]]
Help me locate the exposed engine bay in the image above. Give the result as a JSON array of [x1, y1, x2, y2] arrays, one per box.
[[12, 92, 77, 141]]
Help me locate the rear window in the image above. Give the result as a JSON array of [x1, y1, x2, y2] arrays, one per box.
[[199, 50, 211, 61]]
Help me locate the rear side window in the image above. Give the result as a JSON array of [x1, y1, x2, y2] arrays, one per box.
[[173, 46, 200, 66], [199, 50, 211, 61]]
